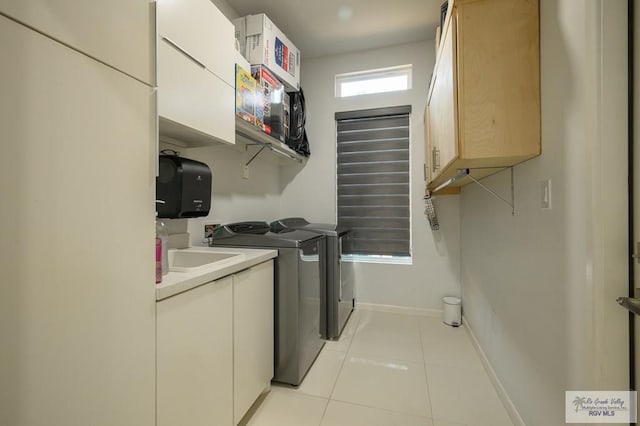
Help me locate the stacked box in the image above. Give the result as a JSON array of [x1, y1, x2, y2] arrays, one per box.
[[251, 65, 287, 142], [282, 93, 290, 142], [234, 17, 247, 57], [235, 64, 256, 125], [234, 13, 301, 91], [254, 87, 266, 131]]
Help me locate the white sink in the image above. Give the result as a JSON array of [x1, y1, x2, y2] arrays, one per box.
[[168, 249, 243, 272]]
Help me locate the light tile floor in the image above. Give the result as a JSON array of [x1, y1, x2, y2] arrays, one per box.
[[242, 310, 513, 426]]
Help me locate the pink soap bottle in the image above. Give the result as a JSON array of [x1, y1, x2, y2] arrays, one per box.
[[155, 237, 162, 284], [155, 212, 162, 284]]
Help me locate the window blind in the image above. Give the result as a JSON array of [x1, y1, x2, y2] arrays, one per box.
[[336, 106, 411, 257]]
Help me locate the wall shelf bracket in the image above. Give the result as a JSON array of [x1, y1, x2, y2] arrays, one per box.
[[236, 118, 305, 165], [467, 167, 515, 215], [245, 145, 267, 167], [435, 167, 515, 215]]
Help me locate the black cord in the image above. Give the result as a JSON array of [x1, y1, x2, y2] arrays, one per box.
[[628, 0, 636, 409]]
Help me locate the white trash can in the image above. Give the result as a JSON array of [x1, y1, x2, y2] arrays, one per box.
[[442, 296, 462, 327]]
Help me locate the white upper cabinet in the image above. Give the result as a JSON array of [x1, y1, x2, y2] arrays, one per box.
[[0, 0, 154, 84], [157, 0, 236, 146], [157, 0, 235, 87], [158, 41, 235, 146]]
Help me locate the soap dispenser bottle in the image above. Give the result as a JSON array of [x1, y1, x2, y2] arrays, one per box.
[[155, 214, 169, 276], [155, 213, 162, 284]]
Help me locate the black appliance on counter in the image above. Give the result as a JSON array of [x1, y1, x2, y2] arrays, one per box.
[[156, 155, 211, 218], [210, 221, 326, 386], [271, 217, 354, 340]]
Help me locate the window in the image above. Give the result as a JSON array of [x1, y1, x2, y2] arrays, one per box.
[[335, 65, 412, 98], [336, 106, 411, 261]]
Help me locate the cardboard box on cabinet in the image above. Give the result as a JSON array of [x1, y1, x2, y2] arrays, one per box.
[[235, 64, 257, 125], [251, 65, 287, 142], [234, 13, 301, 91]]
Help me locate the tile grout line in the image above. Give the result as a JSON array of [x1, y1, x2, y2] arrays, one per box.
[[338, 312, 434, 421], [319, 310, 361, 424], [333, 311, 434, 420], [317, 397, 330, 426], [327, 397, 435, 420], [330, 311, 361, 396], [418, 316, 436, 421], [274, 386, 330, 426]]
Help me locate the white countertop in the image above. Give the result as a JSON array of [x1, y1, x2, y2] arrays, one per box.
[[156, 246, 277, 301]]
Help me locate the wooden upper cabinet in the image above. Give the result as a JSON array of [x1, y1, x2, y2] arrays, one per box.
[[426, 0, 540, 192], [427, 15, 459, 183]]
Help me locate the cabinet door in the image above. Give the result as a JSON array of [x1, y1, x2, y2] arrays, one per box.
[[158, 39, 235, 145], [0, 15, 155, 426], [158, 0, 235, 86], [425, 105, 433, 183], [427, 14, 459, 181], [233, 261, 274, 424], [157, 277, 234, 426], [0, 0, 153, 84]]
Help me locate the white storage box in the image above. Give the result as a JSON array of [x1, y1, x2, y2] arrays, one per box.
[[442, 296, 461, 327], [234, 17, 247, 57], [235, 47, 251, 76], [234, 13, 300, 91]]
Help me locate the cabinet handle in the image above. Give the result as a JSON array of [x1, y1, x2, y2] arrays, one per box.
[[423, 163, 427, 181], [161, 36, 207, 69], [432, 147, 441, 173]]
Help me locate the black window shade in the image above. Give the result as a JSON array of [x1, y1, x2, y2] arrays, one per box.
[[336, 106, 411, 257]]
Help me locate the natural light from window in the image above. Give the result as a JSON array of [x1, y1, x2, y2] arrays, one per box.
[[335, 65, 412, 98]]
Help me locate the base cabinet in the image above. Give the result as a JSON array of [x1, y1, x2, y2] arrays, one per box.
[[157, 260, 274, 426], [157, 276, 234, 426], [233, 261, 274, 424]]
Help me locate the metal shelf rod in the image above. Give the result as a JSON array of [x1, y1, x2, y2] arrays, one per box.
[[433, 167, 515, 215], [245, 145, 267, 167], [466, 167, 515, 215]]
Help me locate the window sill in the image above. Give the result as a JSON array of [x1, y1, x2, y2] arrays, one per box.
[[342, 254, 412, 265]]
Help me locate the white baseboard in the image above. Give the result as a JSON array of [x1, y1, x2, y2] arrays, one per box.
[[355, 302, 441, 318], [463, 315, 525, 426]]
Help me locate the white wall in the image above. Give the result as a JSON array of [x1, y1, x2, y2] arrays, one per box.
[[280, 40, 461, 311], [170, 145, 285, 246], [209, 0, 239, 20], [460, 1, 629, 424]]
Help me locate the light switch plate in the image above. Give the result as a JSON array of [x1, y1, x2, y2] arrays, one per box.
[[541, 179, 552, 209]]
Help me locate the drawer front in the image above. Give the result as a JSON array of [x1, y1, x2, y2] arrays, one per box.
[[157, 0, 235, 86], [158, 40, 235, 145]]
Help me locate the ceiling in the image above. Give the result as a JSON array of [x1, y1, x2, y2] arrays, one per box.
[[225, 0, 444, 59]]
